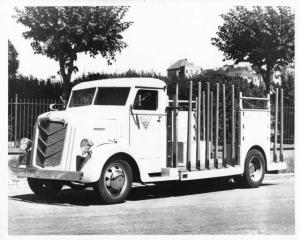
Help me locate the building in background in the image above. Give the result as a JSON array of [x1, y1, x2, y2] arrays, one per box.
[[167, 59, 202, 79], [204, 64, 263, 86]]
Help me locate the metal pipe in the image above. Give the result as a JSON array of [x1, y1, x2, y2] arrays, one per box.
[[196, 82, 201, 169], [240, 96, 270, 101], [173, 83, 179, 167], [274, 88, 278, 162], [215, 84, 219, 168], [280, 88, 284, 162], [186, 81, 193, 170], [222, 85, 227, 167], [206, 82, 210, 169], [231, 85, 235, 166]]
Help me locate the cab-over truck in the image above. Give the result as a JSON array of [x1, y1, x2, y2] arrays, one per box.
[[15, 78, 286, 204]]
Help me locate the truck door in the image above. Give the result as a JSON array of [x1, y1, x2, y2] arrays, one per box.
[[130, 88, 166, 173]]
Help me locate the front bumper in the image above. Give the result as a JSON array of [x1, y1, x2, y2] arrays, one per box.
[[13, 167, 83, 182]]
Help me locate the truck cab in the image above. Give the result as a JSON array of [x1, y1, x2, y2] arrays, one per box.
[[15, 78, 286, 204]]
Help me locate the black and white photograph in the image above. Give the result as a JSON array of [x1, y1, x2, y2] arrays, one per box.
[[3, 0, 297, 237]]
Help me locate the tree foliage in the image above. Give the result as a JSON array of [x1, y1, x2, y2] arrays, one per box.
[[211, 6, 294, 93], [14, 6, 132, 98], [8, 40, 19, 77]]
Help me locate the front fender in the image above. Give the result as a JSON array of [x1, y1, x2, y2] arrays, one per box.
[[80, 144, 138, 183]]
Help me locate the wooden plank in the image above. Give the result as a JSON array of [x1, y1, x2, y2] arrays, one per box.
[[186, 81, 192, 171], [206, 82, 210, 169], [231, 85, 235, 166], [196, 82, 201, 169], [280, 88, 284, 161], [210, 92, 214, 169], [215, 83, 219, 168], [222, 84, 227, 167], [274, 88, 278, 162], [14, 94, 18, 145], [173, 83, 179, 167], [202, 91, 206, 141]]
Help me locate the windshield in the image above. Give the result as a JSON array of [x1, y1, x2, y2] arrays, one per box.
[[68, 87, 131, 108], [69, 88, 96, 107], [95, 87, 130, 105]]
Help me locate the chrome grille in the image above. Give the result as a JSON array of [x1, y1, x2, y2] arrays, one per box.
[[36, 119, 67, 167]]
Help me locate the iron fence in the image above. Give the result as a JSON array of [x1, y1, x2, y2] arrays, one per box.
[[8, 94, 294, 147], [8, 94, 64, 147]]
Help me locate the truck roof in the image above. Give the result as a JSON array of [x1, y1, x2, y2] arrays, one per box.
[[72, 78, 167, 91]]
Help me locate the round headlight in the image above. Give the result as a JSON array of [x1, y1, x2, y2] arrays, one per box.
[[80, 138, 94, 154], [20, 138, 32, 151]]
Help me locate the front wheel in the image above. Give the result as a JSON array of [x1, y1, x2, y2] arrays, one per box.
[[94, 159, 132, 204], [241, 149, 265, 188], [27, 178, 63, 198]]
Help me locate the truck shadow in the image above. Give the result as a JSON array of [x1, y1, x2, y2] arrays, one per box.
[[9, 179, 274, 206]]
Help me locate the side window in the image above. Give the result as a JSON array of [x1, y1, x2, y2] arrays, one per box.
[[133, 90, 158, 110]]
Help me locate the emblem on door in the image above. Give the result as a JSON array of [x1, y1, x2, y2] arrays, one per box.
[[139, 116, 152, 129]]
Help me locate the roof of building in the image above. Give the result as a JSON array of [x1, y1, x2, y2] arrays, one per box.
[[72, 78, 166, 91], [167, 59, 195, 70]]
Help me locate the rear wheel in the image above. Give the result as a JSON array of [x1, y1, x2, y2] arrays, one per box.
[[94, 159, 132, 204], [240, 149, 265, 188], [27, 178, 63, 198]]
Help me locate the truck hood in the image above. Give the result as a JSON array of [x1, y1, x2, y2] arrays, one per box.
[[38, 106, 128, 123], [38, 106, 129, 147]]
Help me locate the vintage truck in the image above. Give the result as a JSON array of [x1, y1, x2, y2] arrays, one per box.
[[14, 78, 286, 204]]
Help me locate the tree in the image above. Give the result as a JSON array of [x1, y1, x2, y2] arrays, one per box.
[[14, 6, 132, 99], [211, 6, 294, 93], [8, 40, 19, 77]]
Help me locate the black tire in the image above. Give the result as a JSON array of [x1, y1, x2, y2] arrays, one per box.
[[241, 149, 265, 188], [94, 159, 132, 204], [27, 178, 63, 198]]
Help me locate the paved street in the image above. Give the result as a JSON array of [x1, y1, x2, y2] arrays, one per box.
[[8, 177, 294, 235]]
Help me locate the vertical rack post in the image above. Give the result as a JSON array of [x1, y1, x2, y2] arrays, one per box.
[[186, 81, 192, 170], [280, 88, 284, 162], [210, 92, 213, 161], [14, 94, 18, 146], [196, 82, 201, 169], [202, 91, 206, 142], [274, 88, 278, 162], [215, 83, 219, 168], [206, 82, 210, 169], [222, 85, 227, 167], [231, 85, 235, 166], [173, 83, 179, 167]]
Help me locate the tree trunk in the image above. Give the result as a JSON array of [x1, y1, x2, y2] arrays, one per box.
[[59, 58, 72, 101], [264, 66, 272, 95]]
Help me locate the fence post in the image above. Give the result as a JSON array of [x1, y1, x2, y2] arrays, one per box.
[[14, 94, 18, 146]]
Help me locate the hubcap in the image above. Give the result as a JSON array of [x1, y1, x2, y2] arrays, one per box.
[[249, 157, 262, 182], [104, 164, 127, 196]]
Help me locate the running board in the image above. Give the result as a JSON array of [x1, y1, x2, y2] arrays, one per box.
[[179, 166, 243, 181]]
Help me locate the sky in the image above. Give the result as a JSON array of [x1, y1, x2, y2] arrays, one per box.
[[7, 3, 235, 81]]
